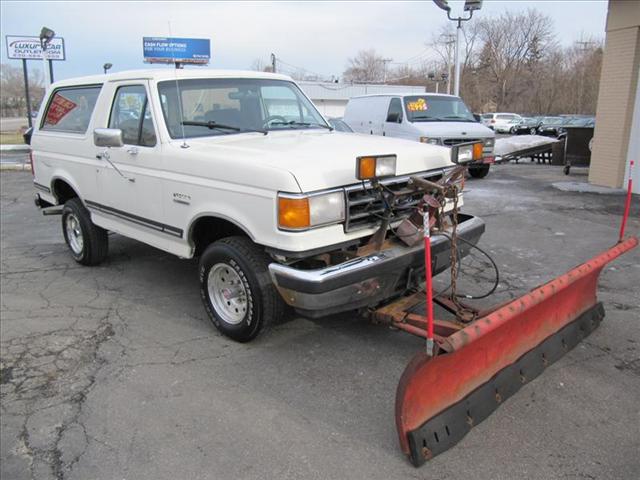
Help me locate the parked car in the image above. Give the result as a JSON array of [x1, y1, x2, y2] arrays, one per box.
[[510, 116, 543, 135], [29, 69, 485, 342], [327, 117, 353, 132], [343, 93, 495, 178], [563, 116, 595, 128], [480, 113, 522, 133], [538, 116, 569, 137]]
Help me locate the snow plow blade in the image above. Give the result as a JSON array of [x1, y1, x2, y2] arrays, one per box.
[[395, 237, 638, 466]]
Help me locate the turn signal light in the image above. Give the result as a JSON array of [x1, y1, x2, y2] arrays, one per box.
[[278, 196, 310, 230], [473, 142, 483, 160]]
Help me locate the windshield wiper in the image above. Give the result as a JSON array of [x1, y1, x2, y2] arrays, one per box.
[[181, 120, 267, 135], [270, 120, 333, 131]]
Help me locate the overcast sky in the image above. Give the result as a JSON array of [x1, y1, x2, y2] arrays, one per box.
[[1, 1, 609, 81]]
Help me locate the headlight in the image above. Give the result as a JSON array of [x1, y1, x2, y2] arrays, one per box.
[[278, 191, 345, 231], [483, 137, 495, 147], [356, 155, 397, 180], [420, 137, 441, 145]]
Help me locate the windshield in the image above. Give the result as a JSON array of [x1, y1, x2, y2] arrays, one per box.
[[157, 78, 328, 138], [403, 96, 475, 122]]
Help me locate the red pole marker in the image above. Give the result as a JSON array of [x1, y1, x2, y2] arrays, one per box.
[[619, 159, 634, 242], [423, 209, 434, 357]]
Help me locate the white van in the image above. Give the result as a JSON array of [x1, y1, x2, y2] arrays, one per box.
[[343, 93, 495, 178]]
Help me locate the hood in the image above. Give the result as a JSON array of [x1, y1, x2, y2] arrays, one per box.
[[411, 121, 494, 138], [183, 130, 453, 191]]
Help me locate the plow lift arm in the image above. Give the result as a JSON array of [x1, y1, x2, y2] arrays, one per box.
[[364, 159, 638, 466]]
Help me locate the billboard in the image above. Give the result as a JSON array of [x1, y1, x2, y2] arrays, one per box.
[[6, 35, 66, 60], [143, 37, 210, 65]]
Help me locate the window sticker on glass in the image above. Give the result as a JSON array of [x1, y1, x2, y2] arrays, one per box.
[[45, 93, 78, 125], [406, 98, 428, 112]]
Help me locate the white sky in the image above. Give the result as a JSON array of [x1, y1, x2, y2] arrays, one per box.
[[1, 1, 609, 81]]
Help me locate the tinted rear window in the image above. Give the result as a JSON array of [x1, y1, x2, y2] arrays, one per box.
[[41, 85, 102, 133]]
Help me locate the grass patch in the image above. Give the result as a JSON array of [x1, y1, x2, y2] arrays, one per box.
[[0, 132, 25, 145]]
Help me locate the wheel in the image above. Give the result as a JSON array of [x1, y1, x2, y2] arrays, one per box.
[[530, 128, 537, 135], [199, 236, 285, 342], [61, 198, 108, 266], [468, 164, 490, 179]]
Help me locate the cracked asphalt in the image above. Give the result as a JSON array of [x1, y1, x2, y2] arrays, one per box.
[[1, 164, 639, 480]]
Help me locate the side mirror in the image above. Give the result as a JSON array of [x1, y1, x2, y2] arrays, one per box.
[[386, 112, 402, 123], [93, 128, 123, 148], [23, 127, 33, 145]]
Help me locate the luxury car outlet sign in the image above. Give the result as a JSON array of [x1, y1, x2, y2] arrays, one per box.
[[6, 35, 66, 60]]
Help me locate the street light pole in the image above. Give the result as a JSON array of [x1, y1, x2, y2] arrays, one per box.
[[432, 1, 482, 98], [39, 27, 55, 88]]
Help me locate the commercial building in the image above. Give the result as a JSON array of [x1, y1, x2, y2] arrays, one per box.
[[298, 81, 426, 118], [589, 0, 640, 193]]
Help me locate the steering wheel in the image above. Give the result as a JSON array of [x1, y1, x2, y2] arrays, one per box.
[[263, 115, 288, 128]]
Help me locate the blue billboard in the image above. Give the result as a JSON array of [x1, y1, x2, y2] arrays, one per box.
[[143, 37, 210, 65]]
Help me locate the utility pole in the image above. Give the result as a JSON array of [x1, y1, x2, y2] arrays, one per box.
[[270, 53, 277, 73], [576, 39, 594, 114], [441, 34, 455, 94], [382, 58, 392, 83]]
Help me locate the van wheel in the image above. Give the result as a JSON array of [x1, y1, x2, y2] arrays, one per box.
[[468, 164, 490, 179], [61, 198, 108, 266], [199, 236, 284, 342]]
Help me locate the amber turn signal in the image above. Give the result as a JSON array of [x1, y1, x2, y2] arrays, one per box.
[[473, 142, 484, 161], [278, 196, 310, 230]]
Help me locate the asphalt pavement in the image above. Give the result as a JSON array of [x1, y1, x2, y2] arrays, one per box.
[[1, 164, 639, 480]]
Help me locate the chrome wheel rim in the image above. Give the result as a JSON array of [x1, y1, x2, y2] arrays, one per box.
[[207, 263, 248, 325], [65, 213, 84, 255]]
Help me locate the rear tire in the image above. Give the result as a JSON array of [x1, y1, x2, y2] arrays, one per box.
[[61, 198, 108, 266], [199, 236, 285, 342], [468, 164, 490, 179]]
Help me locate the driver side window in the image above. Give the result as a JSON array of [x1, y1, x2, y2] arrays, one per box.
[[109, 85, 157, 147], [386, 98, 403, 123]]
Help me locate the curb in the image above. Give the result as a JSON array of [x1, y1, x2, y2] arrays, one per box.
[[0, 163, 32, 172], [0, 144, 30, 153]]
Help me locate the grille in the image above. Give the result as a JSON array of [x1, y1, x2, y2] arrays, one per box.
[[443, 138, 480, 146], [344, 169, 447, 232]]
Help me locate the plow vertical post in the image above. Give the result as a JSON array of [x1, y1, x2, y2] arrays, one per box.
[[423, 209, 435, 356], [619, 159, 634, 242]]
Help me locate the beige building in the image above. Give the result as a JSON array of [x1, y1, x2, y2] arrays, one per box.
[[589, 0, 640, 193]]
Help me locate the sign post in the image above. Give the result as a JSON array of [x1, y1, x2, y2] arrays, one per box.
[[21, 59, 32, 128], [142, 37, 210, 67]]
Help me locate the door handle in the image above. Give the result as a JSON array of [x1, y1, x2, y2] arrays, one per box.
[[127, 147, 139, 156]]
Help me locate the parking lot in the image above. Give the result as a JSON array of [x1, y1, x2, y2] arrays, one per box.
[[1, 164, 638, 480]]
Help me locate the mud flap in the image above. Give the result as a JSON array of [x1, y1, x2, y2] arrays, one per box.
[[395, 237, 638, 467]]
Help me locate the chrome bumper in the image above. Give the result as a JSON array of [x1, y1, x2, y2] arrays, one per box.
[[268, 214, 485, 318]]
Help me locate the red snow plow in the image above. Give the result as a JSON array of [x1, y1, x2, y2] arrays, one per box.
[[376, 236, 637, 466], [363, 160, 638, 466]]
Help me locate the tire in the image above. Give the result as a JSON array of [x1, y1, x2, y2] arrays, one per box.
[[530, 128, 537, 135], [468, 164, 490, 179], [61, 198, 108, 266], [199, 236, 285, 342]]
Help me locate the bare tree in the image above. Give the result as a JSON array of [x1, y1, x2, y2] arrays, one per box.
[[1, 63, 44, 117], [343, 49, 386, 83]]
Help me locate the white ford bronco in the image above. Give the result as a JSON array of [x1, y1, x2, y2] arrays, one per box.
[[29, 69, 485, 342]]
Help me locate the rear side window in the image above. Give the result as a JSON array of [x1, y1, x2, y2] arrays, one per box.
[[41, 85, 101, 133], [109, 85, 156, 147], [496, 114, 515, 120]]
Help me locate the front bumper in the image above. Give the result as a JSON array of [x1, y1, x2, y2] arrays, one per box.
[[268, 214, 485, 318]]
